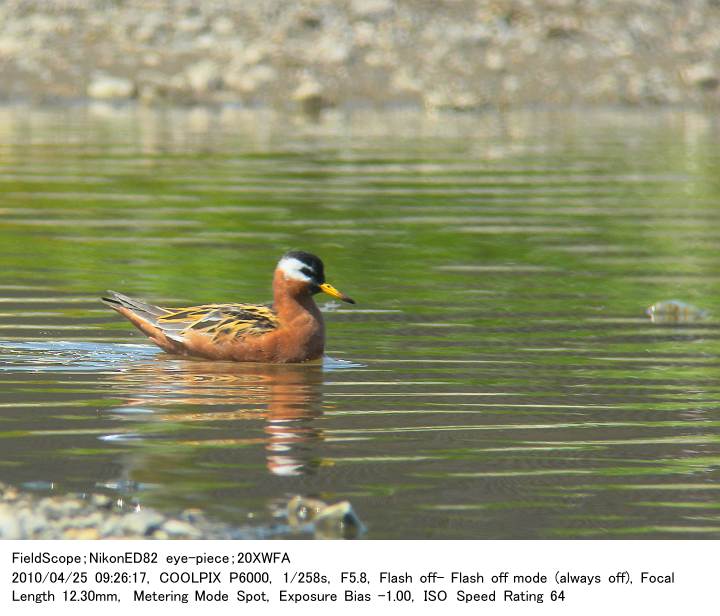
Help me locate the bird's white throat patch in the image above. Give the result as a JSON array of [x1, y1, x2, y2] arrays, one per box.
[[277, 257, 314, 282]]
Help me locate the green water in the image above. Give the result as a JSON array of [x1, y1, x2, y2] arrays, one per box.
[[1, 106, 719, 538]]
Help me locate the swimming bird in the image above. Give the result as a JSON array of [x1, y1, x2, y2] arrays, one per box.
[[102, 251, 355, 363]]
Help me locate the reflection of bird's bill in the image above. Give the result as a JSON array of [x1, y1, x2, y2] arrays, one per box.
[[267, 455, 307, 476], [319, 282, 355, 304]]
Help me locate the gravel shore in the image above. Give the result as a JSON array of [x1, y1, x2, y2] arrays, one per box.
[[0, 484, 363, 540], [1, 1, 720, 110]]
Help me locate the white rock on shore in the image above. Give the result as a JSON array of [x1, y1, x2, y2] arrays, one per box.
[[87, 75, 135, 100]]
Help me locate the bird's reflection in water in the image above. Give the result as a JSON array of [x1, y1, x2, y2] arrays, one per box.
[[106, 355, 327, 493], [99, 355, 367, 537]]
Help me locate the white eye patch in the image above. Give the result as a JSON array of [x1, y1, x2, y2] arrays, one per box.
[[277, 257, 315, 282]]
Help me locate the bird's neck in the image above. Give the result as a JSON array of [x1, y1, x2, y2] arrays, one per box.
[[272, 271, 323, 324]]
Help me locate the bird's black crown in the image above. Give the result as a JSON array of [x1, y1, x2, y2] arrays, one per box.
[[282, 250, 326, 284]]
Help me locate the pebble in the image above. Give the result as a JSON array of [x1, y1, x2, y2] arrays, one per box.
[[313, 501, 364, 539], [121, 510, 165, 536], [292, 77, 328, 115], [0, 508, 22, 539], [485, 49, 505, 72], [91, 494, 112, 509], [87, 75, 135, 100], [287, 496, 327, 526], [212, 17, 236, 36], [351, 0, 395, 19], [683, 62, 719, 90], [177, 16, 206, 35], [646, 300, 709, 324], [65, 528, 100, 539], [287, 496, 365, 539], [226, 64, 277, 94], [163, 519, 201, 538], [185, 60, 223, 92]]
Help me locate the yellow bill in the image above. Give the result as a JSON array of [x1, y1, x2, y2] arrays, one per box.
[[319, 282, 355, 304]]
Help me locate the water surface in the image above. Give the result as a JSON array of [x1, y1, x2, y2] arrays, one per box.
[[1, 106, 719, 538]]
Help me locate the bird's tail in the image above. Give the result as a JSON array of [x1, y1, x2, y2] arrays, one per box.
[[101, 290, 183, 353], [102, 290, 167, 324]]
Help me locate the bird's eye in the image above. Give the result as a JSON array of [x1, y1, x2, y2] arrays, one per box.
[[300, 267, 315, 278]]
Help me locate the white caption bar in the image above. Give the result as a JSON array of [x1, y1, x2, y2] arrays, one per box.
[[0, 540, 713, 615]]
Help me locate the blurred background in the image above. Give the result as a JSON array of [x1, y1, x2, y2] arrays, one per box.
[[1, 1, 720, 540], [1, 0, 720, 110]]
